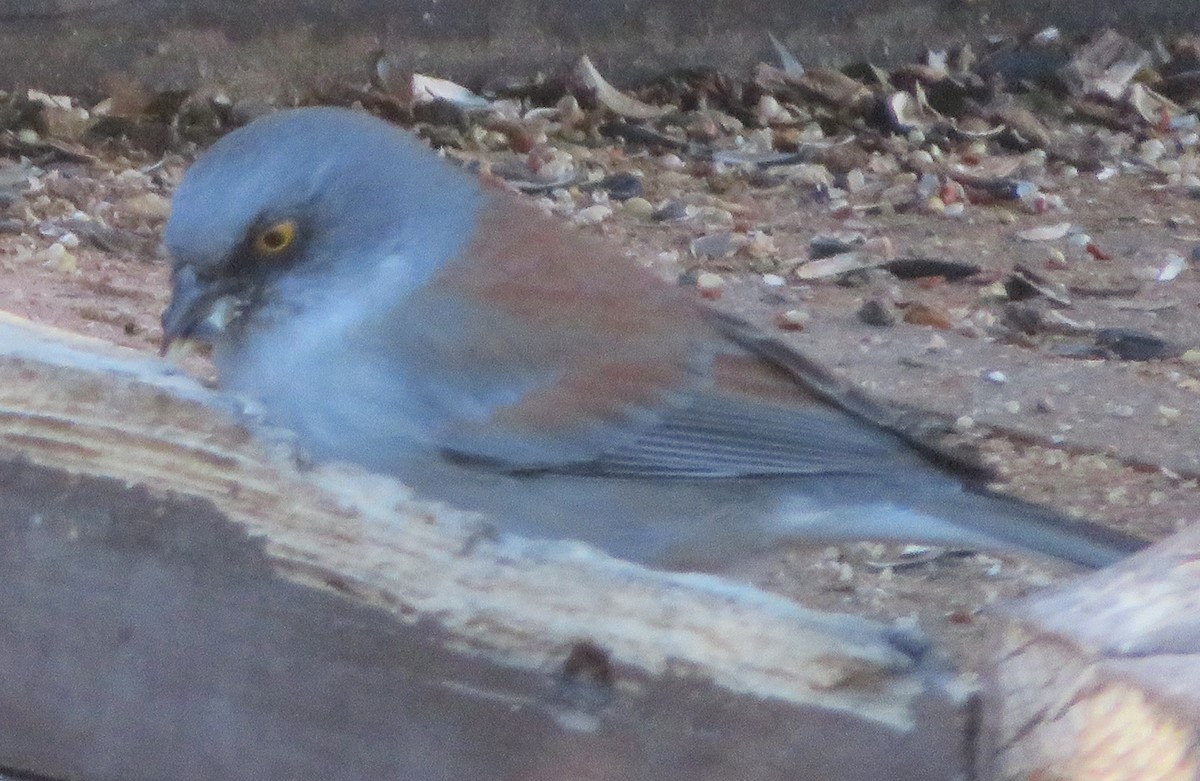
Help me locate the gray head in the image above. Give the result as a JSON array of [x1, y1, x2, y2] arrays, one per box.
[[161, 107, 481, 352]]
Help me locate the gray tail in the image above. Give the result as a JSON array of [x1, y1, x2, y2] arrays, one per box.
[[925, 485, 1147, 569]]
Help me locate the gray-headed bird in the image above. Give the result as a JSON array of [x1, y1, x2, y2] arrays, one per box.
[[161, 107, 1145, 570]]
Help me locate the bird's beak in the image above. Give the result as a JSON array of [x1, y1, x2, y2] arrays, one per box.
[[160, 265, 241, 356]]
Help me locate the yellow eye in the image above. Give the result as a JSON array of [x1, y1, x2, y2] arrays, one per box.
[[253, 220, 297, 256]]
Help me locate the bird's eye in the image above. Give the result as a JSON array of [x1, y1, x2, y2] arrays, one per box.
[[253, 220, 297, 256]]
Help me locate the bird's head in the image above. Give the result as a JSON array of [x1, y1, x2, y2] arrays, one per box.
[[160, 107, 481, 355]]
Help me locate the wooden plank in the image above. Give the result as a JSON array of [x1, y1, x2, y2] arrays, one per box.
[[980, 522, 1200, 780], [0, 0, 1192, 96], [0, 318, 974, 781]]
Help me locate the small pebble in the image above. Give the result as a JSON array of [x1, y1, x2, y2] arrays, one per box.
[[1019, 222, 1072, 242], [695, 272, 723, 298], [119, 192, 172, 221], [857, 298, 896, 326], [621, 197, 654, 218], [114, 168, 149, 187], [1159, 159, 1183, 176], [809, 234, 863, 258], [916, 173, 940, 199], [1138, 138, 1167, 164], [985, 370, 1007, 384], [775, 308, 810, 330], [903, 302, 953, 329], [1022, 149, 1048, 169], [39, 241, 76, 273], [554, 94, 585, 126], [755, 95, 788, 124], [658, 153, 686, 171], [867, 154, 900, 175], [823, 184, 848, 201], [694, 206, 734, 227], [880, 183, 913, 206], [690, 232, 744, 259], [1158, 253, 1186, 281], [573, 204, 612, 225], [652, 200, 690, 222], [744, 231, 777, 259], [787, 164, 832, 188], [599, 172, 643, 201], [844, 169, 866, 193]]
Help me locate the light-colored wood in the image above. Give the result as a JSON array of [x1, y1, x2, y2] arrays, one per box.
[[0, 317, 973, 781], [981, 523, 1200, 781]]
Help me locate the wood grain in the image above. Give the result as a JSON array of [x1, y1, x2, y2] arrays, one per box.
[[981, 522, 1200, 780]]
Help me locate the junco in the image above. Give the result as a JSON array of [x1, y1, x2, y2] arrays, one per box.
[[161, 106, 1145, 570]]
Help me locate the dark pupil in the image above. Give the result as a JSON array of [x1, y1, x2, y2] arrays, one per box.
[[264, 230, 285, 249]]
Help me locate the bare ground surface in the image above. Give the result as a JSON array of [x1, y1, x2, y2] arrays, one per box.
[[3, 77, 1200, 675]]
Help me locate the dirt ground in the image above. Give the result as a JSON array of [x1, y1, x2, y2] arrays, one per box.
[[3, 59, 1199, 674]]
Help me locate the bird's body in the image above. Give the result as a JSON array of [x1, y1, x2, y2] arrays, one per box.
[[163, 106, 1146, 569]]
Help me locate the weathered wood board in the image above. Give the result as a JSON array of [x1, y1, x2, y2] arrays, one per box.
[[981, 522, 1200, 780], [0, 317, 974, 781], [0, 0, 1191, 97]]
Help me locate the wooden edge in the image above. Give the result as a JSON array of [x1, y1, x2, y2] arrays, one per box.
[[980, 522, 1200, 780]]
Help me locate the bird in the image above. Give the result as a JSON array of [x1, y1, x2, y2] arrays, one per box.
[[160, 106, 1146, 571]]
